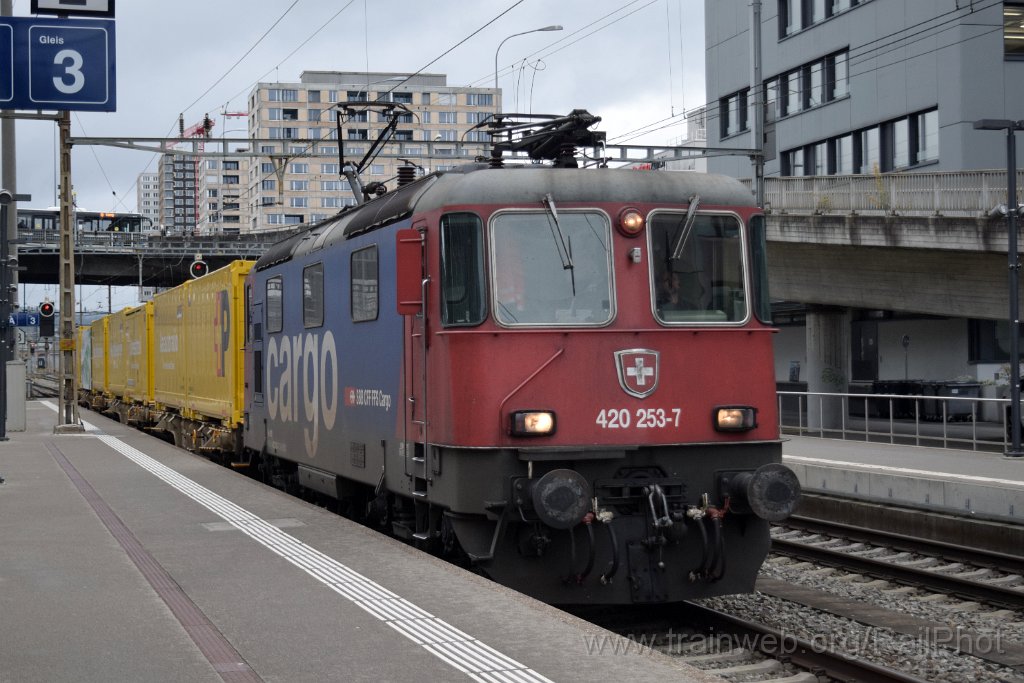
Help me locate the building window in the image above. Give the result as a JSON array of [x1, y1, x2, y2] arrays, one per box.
[[322, 196, 342, 208], [466, 93, 493, 106], [290, 197, 308, 208], [321, 180, 343, 191], [893, 118, 910, 169], [827, 51, 848, 99], [262, 179, 276, 190], [289, 180, 308, 191], [915, 109, 939, 164], [289, 162, 309, 174], [1006, 4, 1024, 58], [308, 90, 321, 103], [720, 89, 748, 137], [222, 175, 239, 184], [347, 129, 369, 141], [261, 162, 274, 173], [347, 90, 368, 102], [781, 0, 863, 37], [438, 111, 457, 124], [321, 163, 340, 174], [857, 127, 880, 174], [784, 148, 804, 176], [223, 161, 239, 170], [267, 89, 298, 102]]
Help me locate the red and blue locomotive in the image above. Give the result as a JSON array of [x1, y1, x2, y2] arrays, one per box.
[[242, 111, 800, 604]]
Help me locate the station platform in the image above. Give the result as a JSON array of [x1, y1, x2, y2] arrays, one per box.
[[783, 435, 1024, 523], [0, 401, 720, 683]]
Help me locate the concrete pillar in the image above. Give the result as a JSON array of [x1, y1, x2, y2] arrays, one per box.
[[805, 307, 851, 431]]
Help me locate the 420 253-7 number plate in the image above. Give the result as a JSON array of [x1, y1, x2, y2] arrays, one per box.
[[596, 408, 681, 429]]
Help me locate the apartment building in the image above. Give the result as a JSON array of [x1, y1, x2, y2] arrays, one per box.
[[157, 153, 198, 235], [245, 71, 497, 233], [135, 172, 160, 228]]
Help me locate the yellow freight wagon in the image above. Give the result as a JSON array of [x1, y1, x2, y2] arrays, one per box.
[[150, 260, 253, 455], [124, 302, 154, 406], [183, 260, 252, 427], [106, 307, 130, 400]]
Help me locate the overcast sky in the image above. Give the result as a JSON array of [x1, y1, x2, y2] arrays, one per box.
[[11, 0, 707, 312]]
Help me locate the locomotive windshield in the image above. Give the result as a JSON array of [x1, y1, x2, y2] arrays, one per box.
[[491, 211, 613, 326], [650, 212, 747, 323]]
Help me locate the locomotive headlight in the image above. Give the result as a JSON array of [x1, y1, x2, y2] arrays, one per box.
[[511, 410, 556, 436], [714, 406, 758, 432], [617, 207, 645, 236]]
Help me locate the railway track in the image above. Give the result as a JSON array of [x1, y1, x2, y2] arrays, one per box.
[[574, 602, 933, 683], [771, 516, 1024, 609]]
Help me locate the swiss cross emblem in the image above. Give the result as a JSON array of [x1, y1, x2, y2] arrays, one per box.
[[614, 349, 660, 399]]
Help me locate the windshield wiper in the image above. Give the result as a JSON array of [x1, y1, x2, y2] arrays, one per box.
[[670, 194, 701, 261], [543, 193, 576, 295]]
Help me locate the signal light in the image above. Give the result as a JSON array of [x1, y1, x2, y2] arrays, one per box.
[[39, 302, 55, 337], [189, 260, 209, 279]]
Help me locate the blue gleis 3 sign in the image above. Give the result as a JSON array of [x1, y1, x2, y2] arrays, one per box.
[[0, 17, 115, 111]]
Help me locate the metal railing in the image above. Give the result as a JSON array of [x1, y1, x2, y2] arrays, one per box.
[[777, 390, 1014, 452], [755, 169, 1024, 217]]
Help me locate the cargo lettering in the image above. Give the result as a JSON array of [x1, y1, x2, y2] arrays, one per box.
[[266, 331, 338, 458]]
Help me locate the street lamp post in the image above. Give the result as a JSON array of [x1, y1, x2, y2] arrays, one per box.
[[494, 25, 563, 114], [974, 118, 1024, 457]]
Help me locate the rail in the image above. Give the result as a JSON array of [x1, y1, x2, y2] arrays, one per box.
[[754, 169, 1024, 217], [777, 389, 1014, 452]]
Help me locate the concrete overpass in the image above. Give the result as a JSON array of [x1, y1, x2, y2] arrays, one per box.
[[758, 168, 1022, 427], [15, 228, 294, 287]]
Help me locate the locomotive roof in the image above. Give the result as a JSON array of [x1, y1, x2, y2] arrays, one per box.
[[254, 166, 755, 271]]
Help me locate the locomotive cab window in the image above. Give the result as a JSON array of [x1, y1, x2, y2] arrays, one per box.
[[440, 213, 486, 326], [303, 262, 324, 328], [650, 213, 747, 324], [266, 276, 283, 333], [490, 210, 613, 326], [351, 246, 379, 322]]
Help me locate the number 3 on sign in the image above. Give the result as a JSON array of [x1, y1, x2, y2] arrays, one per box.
[[52, 49, 85, 94]]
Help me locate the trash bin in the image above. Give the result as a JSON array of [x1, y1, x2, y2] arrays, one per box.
[[920, 381, 941, 421], [848, 381, 874, 417], [937, 381, 981, 421], [872, 381, 896, 418]]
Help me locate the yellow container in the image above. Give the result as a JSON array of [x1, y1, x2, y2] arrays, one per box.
[[183, 260, 252, 426], [124, 302, 154, 404], [106, 308, 130, 399], [152, 260, 252, 427], [90, 317, 108, 395]]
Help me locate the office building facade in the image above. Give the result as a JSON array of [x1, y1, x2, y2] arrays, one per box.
[[705, 1, 1024, 179]]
